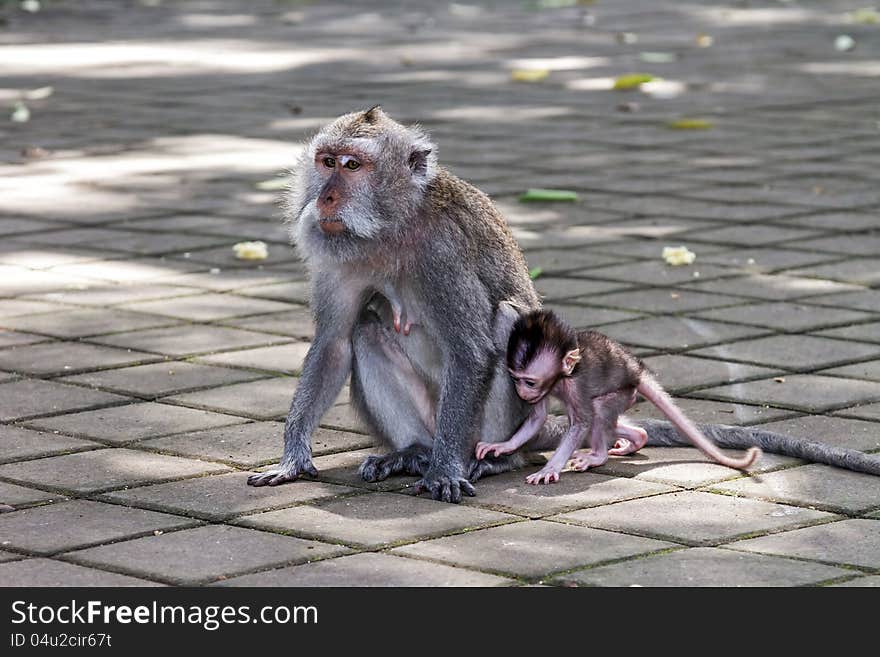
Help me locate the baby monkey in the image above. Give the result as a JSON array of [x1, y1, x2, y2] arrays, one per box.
[[476, 310, 761, 484]]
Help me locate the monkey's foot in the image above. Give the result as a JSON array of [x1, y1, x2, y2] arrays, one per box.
[[247, 461, 318, 487], [609, 426, 648, 456], [358, 445, 430, 482], [525, 468, 561, 485], [468, 452, 525, 482], [413, 469, 476, 503], [570, 450, 608, 471]]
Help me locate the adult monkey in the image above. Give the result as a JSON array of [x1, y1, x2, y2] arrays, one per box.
[[248, 107, 873, 502], [247, 106, 541, 502]]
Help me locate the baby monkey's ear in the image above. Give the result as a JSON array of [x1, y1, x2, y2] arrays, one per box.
[[562, 348, 582, 376]]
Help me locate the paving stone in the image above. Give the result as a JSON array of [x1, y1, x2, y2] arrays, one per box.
[[48, 257, 203, 284], [696, 374, 880, 413], [0, 299, 70, 318], [0, 480, 63, 507], [0, 559, 160, 586], [61, 361, 266, 397], [0, 499, 195, 554], [753, 415, 880, 453], [786, 234, 880, 257], [684, 274, 864, 301], [196, 342, 311, 375], [816, 323, 880, 346], [689, 224, 822, 247], [121, 293, 296, 321], [0, 448, 229, 494], [27, 402, 247, 443], [837, 402, 880, 421], [785, 258, 880, 287], [830, 576, 880, 587], [310, 448, 412, 492], [0, 341, 160, 376], [0, 329, 47, 348], [581, 288, 744, 314], [392, 520, 674, 579], [533, 277, 629, 302], [216, 552, 514, 587], [693, 302, 876, 332], [66, 524, 349, 585], [28, 284, 196, 307], [317, 403, 370, 433], [0, 378, 131, 422], [237, 492, 516, 548], [727, 519, 880, 569], [696, 248, 842, 274], [0, 308, 181, 338], [779, 212, 880, 232], [462, 469, 674, 517], [626, 396, 794, 426], [92, 324, 290, 357], [542, 303, 643, 328], [555, 547, 849, 587], [174, 244, 304, 270], [102, 472, 357, 520], [0, 265, 97, 296], [792, 289, 880, 314], [233, 282, 311, 304], [592, 447, 800, 489], [166, 376, 299, 419], [600, 316, 767, 351], [221, 307, 315, 338], [689, 335, 880, 370], [640, 354, 779, 393], [0, 424, 101, 463], [585, 260, 736, 287], [0, 218, 64, 237], [708, 464, 880, 514], [0, 551, 22, 562], [552, 491, 835, 546]]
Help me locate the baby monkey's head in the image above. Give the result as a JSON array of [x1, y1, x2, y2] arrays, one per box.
[[506, 310, 581, 403]]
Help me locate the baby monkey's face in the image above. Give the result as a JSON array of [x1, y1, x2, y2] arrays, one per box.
[[508, 350, 561, 404]]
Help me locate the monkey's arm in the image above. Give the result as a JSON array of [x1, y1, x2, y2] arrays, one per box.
[[476, 399, 548, 459], [248, 271, 369, 487]]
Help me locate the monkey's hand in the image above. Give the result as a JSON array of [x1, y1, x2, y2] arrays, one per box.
[[413, 467, 476, 504], [526, 467, 561, 485], [247, 456, 318, 487], [475, 441, 513, 460]]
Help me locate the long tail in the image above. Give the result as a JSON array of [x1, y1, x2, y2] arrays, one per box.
[[637, 380, 760, 470], [637, 418, 880, 476]]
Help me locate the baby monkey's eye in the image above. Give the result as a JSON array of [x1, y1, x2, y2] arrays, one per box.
[[344, 160, 361, 171], [322, 156, 336, 169], [524, 380, 536, 388]]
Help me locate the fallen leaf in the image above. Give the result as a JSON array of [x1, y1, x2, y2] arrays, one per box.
[[518, 188, 579, 202], [255, 177, 288, 191], [612, 73, 654, 90], [511, 68, 550, 82], [529, 266, 544, 280], [10, 102, 30, 123], [662, 245, 696, 266], [666, 118, 713, 130], [233, 241, 269, 260]]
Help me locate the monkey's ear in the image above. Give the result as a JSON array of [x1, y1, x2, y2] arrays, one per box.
[[363, 105, 382, 122], [562, 348, 582, 375], [408, 148, 432, 177]]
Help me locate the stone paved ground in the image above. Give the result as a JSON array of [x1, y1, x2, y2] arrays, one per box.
[[0, 0, 878, 587]]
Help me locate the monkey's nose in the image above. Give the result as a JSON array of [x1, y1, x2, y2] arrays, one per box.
[[318, 194, 338, 218]]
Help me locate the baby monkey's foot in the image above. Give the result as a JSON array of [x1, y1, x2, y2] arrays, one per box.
[[608, 425, 648, 456], [571, 450, 608, 471], [526, 467, 561, 485]]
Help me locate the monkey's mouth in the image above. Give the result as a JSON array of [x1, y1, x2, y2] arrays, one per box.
[[318, 218, 345, 235]]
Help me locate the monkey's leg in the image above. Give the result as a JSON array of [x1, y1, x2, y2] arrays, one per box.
[[351, 314, 435, 482], [526, 423, 589, 485], [608, 422, 648, 456], [572, 389, 633, 471]]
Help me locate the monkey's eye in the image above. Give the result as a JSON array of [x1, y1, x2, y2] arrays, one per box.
[[322, 156, 336, 169], [344, 160, 361, 171], [523, 380, 536, 388]]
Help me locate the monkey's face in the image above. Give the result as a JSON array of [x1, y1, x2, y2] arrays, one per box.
[[508, 351, 561, 404], [312, 151, 375, 237]]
